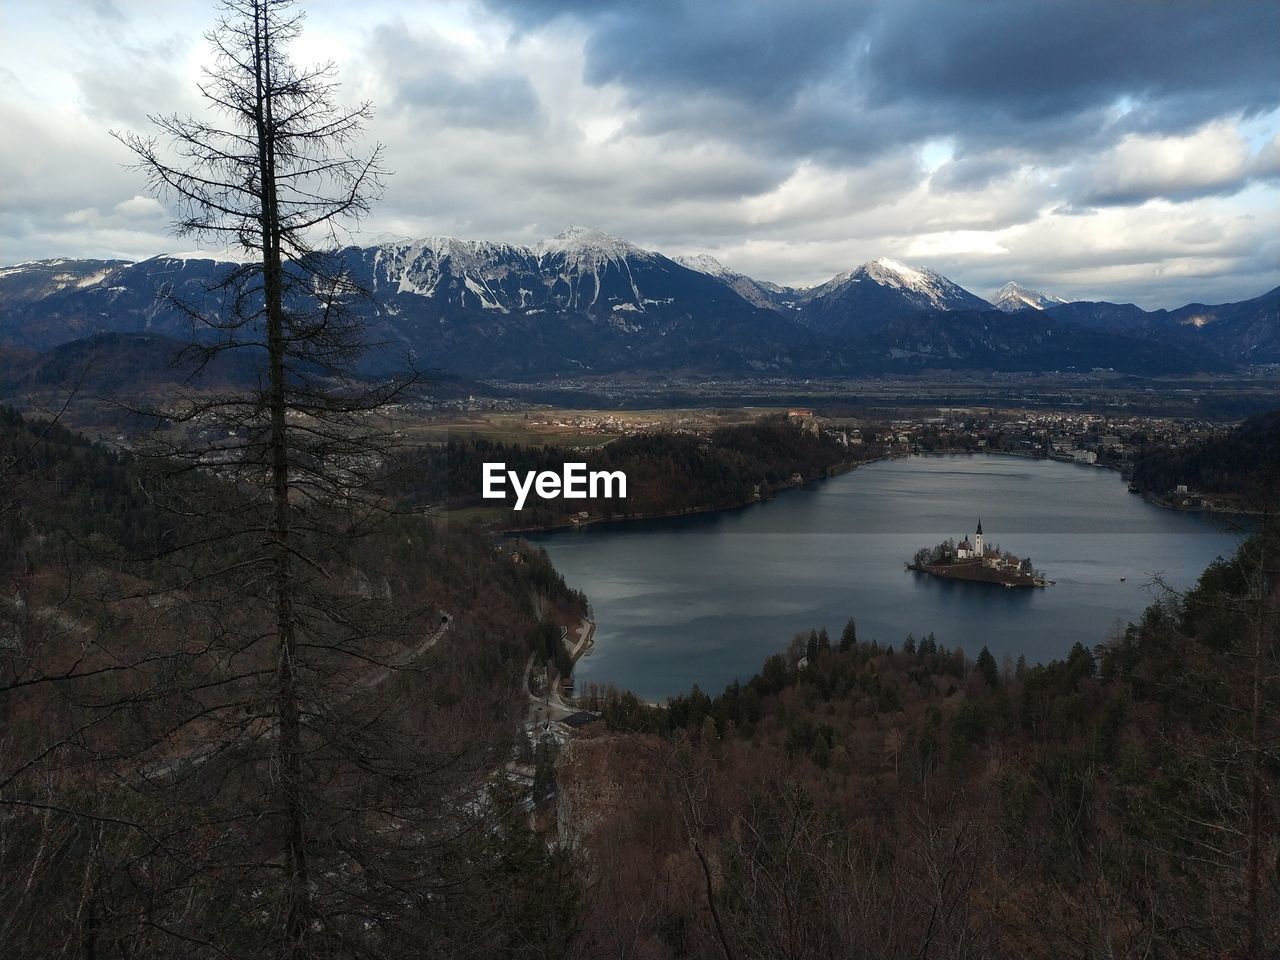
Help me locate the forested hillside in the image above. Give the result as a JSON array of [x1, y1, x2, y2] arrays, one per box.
[[401, 416, 861, 527], [0, 407, 586, 955], [1132, 410, 1280, 509], [561, 530, 1280, 959]]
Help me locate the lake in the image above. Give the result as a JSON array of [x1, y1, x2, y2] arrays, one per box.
[[530, 454, 1244, 701]]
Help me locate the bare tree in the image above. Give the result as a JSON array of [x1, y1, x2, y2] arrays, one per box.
[[0, 3, 579, 957], [109, 2, 406, 952]]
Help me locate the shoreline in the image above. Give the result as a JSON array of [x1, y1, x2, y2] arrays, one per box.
[[500, 456, 875, 536], [906, 560, 1049, 589], [491, 447, 1257, 540]]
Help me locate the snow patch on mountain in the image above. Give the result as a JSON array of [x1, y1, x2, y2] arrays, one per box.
[[155, 250, 257, 265], [534, 226, 650, 270], [381, 237, 529, 278], [791, 255, 994, 335], [356, 227, 666, 315], [75, 268, 115, 288], [675, 253, 789, 292], [851, 257, 974, 306], [991, 281, 1069, 312], [863, 257, 930, 290], [463, 275, 506, 311], [673, 253, 735, 278], [673, 253, 792, 309], [368, 236, 535, 304]]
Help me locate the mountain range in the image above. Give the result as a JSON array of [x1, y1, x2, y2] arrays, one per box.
[[1, 227, 1275, 381]]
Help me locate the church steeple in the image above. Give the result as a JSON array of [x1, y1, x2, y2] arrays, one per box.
[[974, 518, 985, 558], [976, 517, 983, 535]]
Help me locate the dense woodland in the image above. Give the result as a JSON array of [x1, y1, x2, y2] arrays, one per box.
[[0, 406, 587, 956], [1132, 410, 1280, 509], [400, 417, 861, 527], [565, 526, 1279, 959]]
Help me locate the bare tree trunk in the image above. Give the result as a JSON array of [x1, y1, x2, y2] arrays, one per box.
[[1244, 527, 1270, 960], [693, 833, 737, 960], [668, 742, 737, 960], [269, 281, 310, 955], [251, 3, 310, 951], [1246, 636, 1261, 959]]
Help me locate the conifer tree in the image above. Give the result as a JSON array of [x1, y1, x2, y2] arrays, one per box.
[[976, 646, 1001, 688], [839, 617, 858, 652]]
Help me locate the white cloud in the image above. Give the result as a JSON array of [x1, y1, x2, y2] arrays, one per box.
[[113, 195, 165, 218], [0, 0, 1276, 308], [1066, 120, 1259, 205], [906, 232, 1010, 259]]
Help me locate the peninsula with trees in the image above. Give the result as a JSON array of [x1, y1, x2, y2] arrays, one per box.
[[907, 519, 1049, 588]]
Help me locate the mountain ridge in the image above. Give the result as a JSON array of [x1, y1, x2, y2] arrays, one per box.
[[790, 257, 993, 338], [1, 230, 1275, 378], [991, 281, 1069, 312]]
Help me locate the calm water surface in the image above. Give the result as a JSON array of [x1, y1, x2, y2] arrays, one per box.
[[531, 455, 1243, 701]]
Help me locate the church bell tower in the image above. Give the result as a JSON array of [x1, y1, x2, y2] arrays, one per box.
[[974, 518, 984, 558]]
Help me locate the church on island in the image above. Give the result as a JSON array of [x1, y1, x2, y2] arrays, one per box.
[[955, 518, 986, 560], [908, 519, 1050, 588]]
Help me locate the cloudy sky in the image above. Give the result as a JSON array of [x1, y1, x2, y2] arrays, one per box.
[[2, 0, 1277, 307]]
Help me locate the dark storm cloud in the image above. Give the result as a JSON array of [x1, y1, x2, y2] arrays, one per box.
[[489, 0, 1278, 168], [370, 23, 543, 131], [930, 155, 1023, 193], [863, 1, 1276, 126], [495, 0, 874, 107]]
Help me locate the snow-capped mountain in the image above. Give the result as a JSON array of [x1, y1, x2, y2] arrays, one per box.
[[0, 258, 133, 305], [829, 257, 993, 310], [1, 232, 1273, 378], [677, 252, 993, 332], [796, 257, 993, 338], [357, 237, 541, 312], [346, 227, 708, 317], [533, 227, 660, 313], [341, 228, 815, 373], [342, 226, 768, 325], [534, 225, 648, 269], [0, 228, 818, 375], [991, 281, 1069, 312], [669, 253, 735, 279], [673, 254, 792, 311]]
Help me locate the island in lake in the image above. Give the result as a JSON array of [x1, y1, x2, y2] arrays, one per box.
[[907, 519, 1051, 588]]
